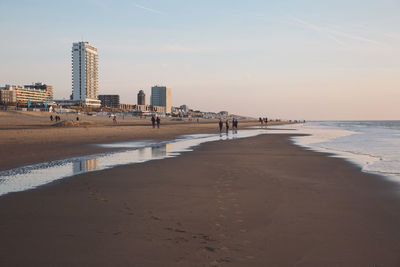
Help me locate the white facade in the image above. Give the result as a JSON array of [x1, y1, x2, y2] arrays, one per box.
[[72, 42, 100, 106], [150, 86, 171, 114]]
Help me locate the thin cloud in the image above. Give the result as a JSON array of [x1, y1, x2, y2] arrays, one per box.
[[134, 3, 164, 14], [385, 32, 400, 40], [290, 17, 381, 46], [292, 17, 345, 45]]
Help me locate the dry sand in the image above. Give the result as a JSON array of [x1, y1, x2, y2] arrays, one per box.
[[1, 134, 400, 266]]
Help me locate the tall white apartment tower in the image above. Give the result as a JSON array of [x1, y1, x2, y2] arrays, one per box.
[[72, 42, 100, 106], [151, 85, 171, 114]]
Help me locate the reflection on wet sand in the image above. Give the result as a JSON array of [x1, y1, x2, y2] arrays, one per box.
[[0, 129, 275, 196], [151, 143, 171, 158], [73, 158, 99, 174]]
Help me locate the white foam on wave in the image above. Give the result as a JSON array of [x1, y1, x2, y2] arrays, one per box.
[[278, 122, 400, 183]]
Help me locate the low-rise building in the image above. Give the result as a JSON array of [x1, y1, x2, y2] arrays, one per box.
[[0, 89, 17, 104], [119, 103, 135, 111], [0, 83, 53, 105], [99, 95, 120, 108]]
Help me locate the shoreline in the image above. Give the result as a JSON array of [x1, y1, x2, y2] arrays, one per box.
[[0, 120, 286, 171], [1, 134, 400, 265]]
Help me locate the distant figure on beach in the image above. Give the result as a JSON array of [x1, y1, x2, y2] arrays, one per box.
[[151, 116, 156, 128], [225, 120, 229, 132], [156, 117, 160, 128], [113, 116, 117, 124], [233, 118, 238, 130], [50, 115, 53, 121], [259, 117, 263, 124], [264, 117, 268, 125], [219, 120, 223, 132]]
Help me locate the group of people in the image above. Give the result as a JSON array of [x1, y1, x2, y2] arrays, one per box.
[[259, 117, 268, 125], [219, 118, 239, 133], [49, 115, 61, 122], [151, 115, 161, 128]]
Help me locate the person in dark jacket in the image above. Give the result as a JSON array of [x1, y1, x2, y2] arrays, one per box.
[[156, 117, 160, 128]]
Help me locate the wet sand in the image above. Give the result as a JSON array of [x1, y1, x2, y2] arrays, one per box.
[[1, 110, 285, 170], [1, 134, 400, 266]]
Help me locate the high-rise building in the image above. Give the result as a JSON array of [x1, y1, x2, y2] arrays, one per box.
[[151, 85, 171, 114], [72, 42, 100, 107], [137, 90, 145, 105]]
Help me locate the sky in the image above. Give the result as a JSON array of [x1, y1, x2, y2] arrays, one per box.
[[0, 0, 399, 120]]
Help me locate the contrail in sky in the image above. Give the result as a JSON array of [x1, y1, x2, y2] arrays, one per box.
[[291, 17, 380, 46], [134, 3, 164, 14]]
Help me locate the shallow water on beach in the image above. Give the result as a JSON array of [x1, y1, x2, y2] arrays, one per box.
[[265, 121, 400, 182], [0, 129, 273, 196]]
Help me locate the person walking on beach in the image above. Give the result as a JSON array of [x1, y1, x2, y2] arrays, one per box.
[[113, 115, 117, 124], [156, 117, 160, 128], [265, 117, 268, 125], [259, 117, 263, 124], [151, 116, 156, 128], [219, 119, 223, 132], [233, 118, 238, 130], [225, 120, 229, 132]]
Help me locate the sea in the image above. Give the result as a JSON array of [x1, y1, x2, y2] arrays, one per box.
[[273, 121, 400, 182]]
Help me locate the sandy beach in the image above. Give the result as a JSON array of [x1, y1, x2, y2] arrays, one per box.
[[0, 111, 282, 171], [1, 119, 400, 266]]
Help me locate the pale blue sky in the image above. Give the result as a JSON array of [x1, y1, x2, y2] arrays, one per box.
[[1, 0, 399, 119]]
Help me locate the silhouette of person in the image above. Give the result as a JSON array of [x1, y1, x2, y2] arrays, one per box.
[[219, 120, 223, 132], [259, 117, 263, 124], [156, 117, 160, 128], [151, 116, 156, 128], [225, 120, 229, 132]]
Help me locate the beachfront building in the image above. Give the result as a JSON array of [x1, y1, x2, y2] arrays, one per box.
[[150, 85, 171, 114], [0, 88, 17, 104], [180, 104, 189, 113], [130, 104, 166, 116], [72, 41, 101, 107], [0, 83, 53, 105], [119, 103, 135, 111], [137, 90, 145, 105], [98, 95, 120, 108]]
